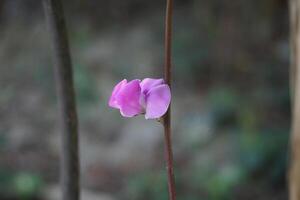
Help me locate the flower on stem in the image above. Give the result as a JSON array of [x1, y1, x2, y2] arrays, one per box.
[[109, 78, 171, 119]]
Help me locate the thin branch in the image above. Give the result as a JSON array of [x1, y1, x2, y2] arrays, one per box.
[[43, 1, 80, 200], [163, 0, 176, 199], [289, 1, 300, 200], [290, 0, 298, 103]]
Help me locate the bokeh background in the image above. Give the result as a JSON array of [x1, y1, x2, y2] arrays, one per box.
[[0, 0, 290, 199]]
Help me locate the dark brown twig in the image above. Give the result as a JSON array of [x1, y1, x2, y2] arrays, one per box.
[[163, 0, 176, 199], [43, 1, 80, 200]]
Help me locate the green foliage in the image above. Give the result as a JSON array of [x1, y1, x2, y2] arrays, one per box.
[[173, 26, 211, 84], [208, 87, 240, 127], [209, 87, 239, 113], [126, 171, 168, 200], [204, 166, 245, 200], [73, 64, 98, 106], [13, 173, 42, 199], [237, 130, 288, 183], [0, 170, 43, 200]]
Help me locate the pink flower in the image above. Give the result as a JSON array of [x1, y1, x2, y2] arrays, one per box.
[[109, 78, 171, 119]]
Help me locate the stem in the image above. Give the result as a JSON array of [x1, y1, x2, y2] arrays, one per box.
[[43, 1, 80, 200], [163, 0, 176, 199], [289, 1, 300, 200]]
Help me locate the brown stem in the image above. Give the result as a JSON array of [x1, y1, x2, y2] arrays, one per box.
[[163, 0, 176, 199], [289, 1, 300, 200], [43, 1, 80, 200]]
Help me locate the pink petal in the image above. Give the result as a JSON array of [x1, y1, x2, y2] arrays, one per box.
[[118, 79, 143, 117], [140, 78, 164, 94], [145, 84, 171, 119], [109, 79, 127, 109]]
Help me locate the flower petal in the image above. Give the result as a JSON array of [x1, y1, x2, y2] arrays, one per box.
[[118, 79, 143, 117], [145, 84, 171, 119], [140, 78, 164, 95], [109, 79, 127, 109]]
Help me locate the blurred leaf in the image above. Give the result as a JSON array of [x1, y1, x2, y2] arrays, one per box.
[[126, 171, 168, 200], [208, 87, 240, 127], [13, 173, 42, 199]]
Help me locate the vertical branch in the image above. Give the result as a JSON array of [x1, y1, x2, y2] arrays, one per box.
[[163, 0, 176, 200], [290, 0, 298, 103], [289, 0, 300, 200], [43, 1, 80, 200]]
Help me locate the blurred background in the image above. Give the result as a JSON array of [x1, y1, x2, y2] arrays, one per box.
[[0, 0, 290, 199]]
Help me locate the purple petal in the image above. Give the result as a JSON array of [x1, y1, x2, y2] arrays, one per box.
[[109, 79, 127, 109], [140, 78, 164, 94], [118, 79, 143, 117], [145, 84, 171, 119]]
